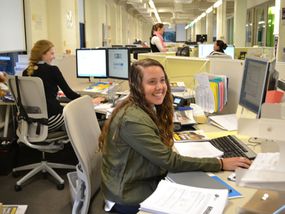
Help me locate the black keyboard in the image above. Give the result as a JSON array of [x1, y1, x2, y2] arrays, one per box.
[[209, 135, 256, 160]]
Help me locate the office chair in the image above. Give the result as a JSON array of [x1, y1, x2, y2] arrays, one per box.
[[8, 76, 75, 191], [63, 95, 102, 214]]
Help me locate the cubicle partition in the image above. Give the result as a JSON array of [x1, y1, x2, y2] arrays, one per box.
[[137, 53, 167, 68], [235, 47, 275, 60], [165, 57, 209, 89]]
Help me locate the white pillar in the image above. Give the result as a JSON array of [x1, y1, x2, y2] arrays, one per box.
[[206, 12, 214, 44], [191, 25, 196, 42], [195, 20, 202, 35], [233, 0, 247, 47], [276, 0, 285, 62], [216, 0, 227, 41], [201, 17, 206, 34]]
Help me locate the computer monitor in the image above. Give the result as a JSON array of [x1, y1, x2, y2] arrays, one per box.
[[107, 48, 130, 80], [198, 44, 234, 59], [239, 57, 272, 118], [76, 48, 108, 78], [128, 47, 151, 60], [196, 34, 207, 43]]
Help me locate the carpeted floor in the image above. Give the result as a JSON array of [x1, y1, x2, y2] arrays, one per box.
[[0, 143, 109, 214]]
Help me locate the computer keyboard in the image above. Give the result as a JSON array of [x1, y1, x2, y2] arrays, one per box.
[[209, 135, 256, 160]]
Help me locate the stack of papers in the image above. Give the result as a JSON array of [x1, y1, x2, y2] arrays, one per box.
[[174, 142, 224, 158], [140, 180, 228, 214], [195, 73, 228, 113], [236, 152, 285, 191], [209, 114, 237, 131]]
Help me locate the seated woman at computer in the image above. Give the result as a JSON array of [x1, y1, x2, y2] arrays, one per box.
[[23, 40, 104, 132], [208, 40, 228, 56], [150, 23, 167, 52], [99, 58, 251, 214]]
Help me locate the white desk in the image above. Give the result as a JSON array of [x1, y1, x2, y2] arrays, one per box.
[[138, 123, 260, 214]]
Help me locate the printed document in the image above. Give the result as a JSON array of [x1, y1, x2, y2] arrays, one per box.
[[174, 142, 223, 158], [209, 114, 237, 131], [140, 180, 228, 214]]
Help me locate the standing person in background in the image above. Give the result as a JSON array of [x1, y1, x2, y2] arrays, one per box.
[[23, 40, 104, 132], [208, 40, 228, 56], [150, 23, 167, 52], [99, 58, 251, 214]]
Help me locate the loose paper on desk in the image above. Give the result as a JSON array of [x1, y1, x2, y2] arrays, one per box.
[[236, 153, 285, 191], [140, 180, 228, 214], [209, 114, 237, 131], [174, 142, 223, 158]]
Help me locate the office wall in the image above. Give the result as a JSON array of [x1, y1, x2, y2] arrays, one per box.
[[24, 0, 79, 54], [24, 0, 48, 52], [24, 0, 152, 53]]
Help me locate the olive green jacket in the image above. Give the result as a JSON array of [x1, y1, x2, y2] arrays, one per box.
[[101, 104, 221, 205]]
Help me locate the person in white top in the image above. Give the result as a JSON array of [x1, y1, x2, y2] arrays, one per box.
[[150, 23, 167, 52], [208, 40, 228, 56]]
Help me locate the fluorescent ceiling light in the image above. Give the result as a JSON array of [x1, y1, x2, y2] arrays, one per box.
[[148, 0, 161, 23], [206, 7, 213, 14], [185, 0, 223, 29], [213, 0, 222, 8]]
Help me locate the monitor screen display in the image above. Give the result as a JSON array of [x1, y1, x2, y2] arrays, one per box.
[[108, 48, 130, 80], [198, 44, 234, 59], [76, 48, 108, 78], [196, 34, 207, 43], [239, 57, 270, 117]]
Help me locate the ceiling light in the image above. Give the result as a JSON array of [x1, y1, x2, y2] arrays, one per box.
[[148, 0, 161, 23], [206, 7, 213, 14], [213, 0, 223, 8], [185, 0, 223, 29]]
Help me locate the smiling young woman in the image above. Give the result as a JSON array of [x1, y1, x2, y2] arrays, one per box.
[[99, 58, 251, 214]]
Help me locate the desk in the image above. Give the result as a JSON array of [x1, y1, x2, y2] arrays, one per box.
[[139, 123, 261, 214], [0, 100, 15, 139]]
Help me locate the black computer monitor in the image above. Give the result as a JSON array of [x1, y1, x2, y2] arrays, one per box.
[[127, 47, 151, 59], [239, 57, 272, 118], [196, 34, 207, 43], [107, 48, 130, 80], [76, 48, 108, 78]]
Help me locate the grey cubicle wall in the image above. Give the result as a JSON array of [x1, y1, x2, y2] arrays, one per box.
[[209, 58, 245, 114]]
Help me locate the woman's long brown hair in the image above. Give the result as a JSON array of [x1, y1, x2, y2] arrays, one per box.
[[99, 58, 174, 151]]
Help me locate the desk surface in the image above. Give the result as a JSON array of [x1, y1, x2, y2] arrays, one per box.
[[139, 122, 261, 214]]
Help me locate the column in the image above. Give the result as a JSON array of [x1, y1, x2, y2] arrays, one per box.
[[206, 12, 214, 44], [216, 0, 227, 41], [233, 0, 247, 47], [276, 0, 285, 62]]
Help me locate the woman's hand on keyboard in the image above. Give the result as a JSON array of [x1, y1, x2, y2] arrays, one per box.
[[222, 157, 252, 171]]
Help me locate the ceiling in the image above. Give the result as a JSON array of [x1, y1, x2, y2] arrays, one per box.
[[123, 0, 235, 27]]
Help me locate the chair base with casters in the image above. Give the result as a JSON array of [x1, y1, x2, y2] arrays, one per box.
[[13, 130, 76, 191]]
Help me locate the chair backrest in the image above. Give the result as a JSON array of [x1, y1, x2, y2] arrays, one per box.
[[63, 95, 102, 213], [8, 76, 48, 142]]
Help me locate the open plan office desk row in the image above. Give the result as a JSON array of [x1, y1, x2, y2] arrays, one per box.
[[138, 122, 261, 214]]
